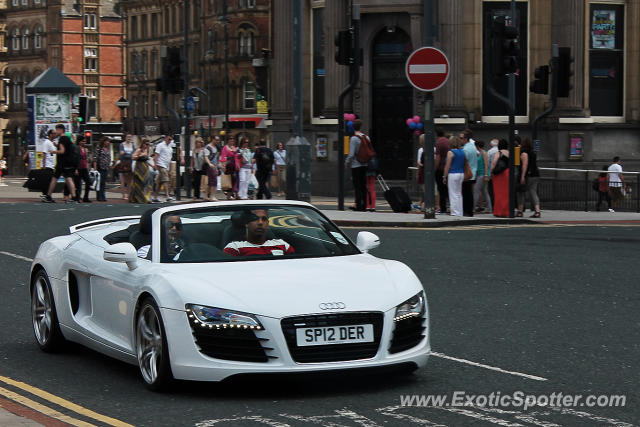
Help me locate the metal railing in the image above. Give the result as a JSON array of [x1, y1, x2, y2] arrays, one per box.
[[404, 166, 640, 212]]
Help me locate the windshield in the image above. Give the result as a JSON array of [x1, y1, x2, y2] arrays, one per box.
[[159, 205, 360, 263]]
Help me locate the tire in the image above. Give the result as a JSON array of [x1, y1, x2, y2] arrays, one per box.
[[31, 270, 65, 352], [135, 297, 173, 391]]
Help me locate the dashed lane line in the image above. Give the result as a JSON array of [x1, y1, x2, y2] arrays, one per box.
[[0, 251, 33, 262], [431, 352, 548, 382], [0, 376, 134, 427]]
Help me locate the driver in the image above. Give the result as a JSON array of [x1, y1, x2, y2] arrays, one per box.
[[223, 209, 294, 256], [137, 214, 185, 260]]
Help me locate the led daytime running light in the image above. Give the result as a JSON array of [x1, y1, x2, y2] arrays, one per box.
[[186, 304, 263, 330]]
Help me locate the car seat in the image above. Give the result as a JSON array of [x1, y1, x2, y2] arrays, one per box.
[[129, 208, 156, 250], [220, 211, 275, 248]]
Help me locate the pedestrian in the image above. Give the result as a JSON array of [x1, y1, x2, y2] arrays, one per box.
[[273, 142, 287, 196], [0, 156, 6, 185], [434, 127, 449, 214], [43, 124, 78, 203], [189, 137, 207, 200], [486, 138, 499, 208], [345, 119, 370, 211], [152, 135, 176, 203], [118, 133, 135, 200], [74, 135, 92, 203], [415, 133, 439, 212], [516, 138, 541, 218], [490, 139, 510, 218], [473, 140, 491, 213], [204, 137, 219, 201], [39, 130, 57, 200], [237, 137, 254, 200], [460, 129, 477, 217], [596, 166, 612, 212], [93, 137, 111, 202], [253, 138, 274, 200], [129, 139, 152, 204], [366, 155, 378, 212], [442, 135, 465, 217], [220, 135, 239, 199], [607, 156, 625, 211]]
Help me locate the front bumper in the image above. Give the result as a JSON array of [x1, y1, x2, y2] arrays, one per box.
[[162, 307, 430, 382]]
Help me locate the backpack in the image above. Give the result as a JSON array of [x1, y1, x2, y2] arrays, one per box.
[[355, 134, 375, 163], [592, 178, 600, 192], [256, 147, 273, 170]]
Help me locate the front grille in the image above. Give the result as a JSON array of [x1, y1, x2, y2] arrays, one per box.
[[188, 318, 273, 363], [388, 316, 426, 354], [281, 312, 383, 363]]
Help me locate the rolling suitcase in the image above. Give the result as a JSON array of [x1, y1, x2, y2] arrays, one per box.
[[377, 175, 411, 213]]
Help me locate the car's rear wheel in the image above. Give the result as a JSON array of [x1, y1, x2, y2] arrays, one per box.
[[31, 270, 65, 352], [135, 297, 172, 391]]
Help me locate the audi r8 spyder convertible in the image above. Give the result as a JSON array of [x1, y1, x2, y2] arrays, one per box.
[[30, 201, 429, 390]]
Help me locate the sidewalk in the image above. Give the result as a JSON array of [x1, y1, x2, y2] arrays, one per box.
[[2, 176, 640, 227]]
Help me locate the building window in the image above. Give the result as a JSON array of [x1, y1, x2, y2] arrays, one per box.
[[238, 25, 256, 57], [11, 29, 20, 51], [87, 89, 97, 118], [481, 1, 528, 116], [152, 94, 159, 117], [12, 0, 18, 6], [238, 0, 255, 8], [12, 82, 22, 105], [312, 6, 325, 117], [34, 0, 40, 4], [243, 80, 255, 109], [141, 51, 148, 76], [84, 13, 97, 30], [164, 8, 170, 34], [589, 4, 624, 117], [151, 13, 159, 38], [34, 26, 42, 49], [141, 14, 148, 39], [151, 50, 158, 79], [21, 0, 27, 5], [22, 28, 30, 50], [84, 48, 98, 71]]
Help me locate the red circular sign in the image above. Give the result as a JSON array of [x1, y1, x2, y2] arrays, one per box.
[[405, 47, 450, 92]]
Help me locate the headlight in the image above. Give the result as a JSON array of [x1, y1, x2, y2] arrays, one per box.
[[186, 304, 264, 330], [394, 291, 425, 322]]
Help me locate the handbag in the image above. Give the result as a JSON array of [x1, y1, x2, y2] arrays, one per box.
[[220, 173, 233, 191], [463, 160, 473, 181], [493, 155, 509, 175]]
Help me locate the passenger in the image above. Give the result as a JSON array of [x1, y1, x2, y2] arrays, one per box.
[[224, 209, 294, 256], [137, 214, 185, 260]]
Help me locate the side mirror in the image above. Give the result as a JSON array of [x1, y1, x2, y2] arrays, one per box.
[[104, 243, 139, 270], [356, 231, 380, 253]]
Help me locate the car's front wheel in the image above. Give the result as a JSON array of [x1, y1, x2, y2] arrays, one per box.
[[135, 297, 173, 391], [31, 270, 65, 352]]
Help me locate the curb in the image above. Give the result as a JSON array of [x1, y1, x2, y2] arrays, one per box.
[[332, 218, 537, 228]]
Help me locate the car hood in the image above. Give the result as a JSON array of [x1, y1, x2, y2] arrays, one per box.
[[157, 254, 421, 318]]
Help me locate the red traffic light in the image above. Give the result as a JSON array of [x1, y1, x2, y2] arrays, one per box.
[[84, 131, 92, 138]]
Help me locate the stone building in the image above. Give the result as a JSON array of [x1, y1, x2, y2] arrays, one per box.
[[120, 0, 270, 141], [0, 0, 124, 174], [270, 0, 640, 196]]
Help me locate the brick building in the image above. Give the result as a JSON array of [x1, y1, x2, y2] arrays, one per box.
[[0, 0, 124, 175]]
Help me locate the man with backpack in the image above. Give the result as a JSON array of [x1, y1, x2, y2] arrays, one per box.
[[345, 119, 374, 211], [253, 139, 274, 199], [42, 124, 78, 203]]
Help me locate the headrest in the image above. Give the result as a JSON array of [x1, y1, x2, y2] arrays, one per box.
[[139, 208, 157, 234], [230, 210, 257, 228]]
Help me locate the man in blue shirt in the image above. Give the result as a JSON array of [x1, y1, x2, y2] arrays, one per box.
[[461, 129, 478, 217]]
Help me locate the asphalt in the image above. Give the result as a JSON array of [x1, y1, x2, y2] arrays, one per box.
[[2, 176, 640, 229]]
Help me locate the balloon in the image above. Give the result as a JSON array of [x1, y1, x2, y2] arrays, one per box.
[[220, 130, 226, 136], [409, 122, 416, 130], [413, 115, 421, 123], [417, 122, 424, 130], [414, 130, 421, 136], [344, 113, 350, 120], [348, 113, 356, 121], [406, 118, 413, 126]]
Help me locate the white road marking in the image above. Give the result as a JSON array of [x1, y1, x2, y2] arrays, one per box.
[[409, 64, 447, 74], [0, 251, 33, 262], [431, 352, 548, 381], [280, 409, 382, 426], [545, 407, 634, 427], [195, 416, 292, 427]]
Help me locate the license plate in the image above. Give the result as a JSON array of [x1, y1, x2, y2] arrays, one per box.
[[295, 324, 374, 346]]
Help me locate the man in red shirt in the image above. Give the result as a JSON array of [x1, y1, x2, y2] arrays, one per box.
[[224, 209, 294, 256]]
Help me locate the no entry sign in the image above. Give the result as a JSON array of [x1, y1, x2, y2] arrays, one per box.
[[405, 47, 450, 92]]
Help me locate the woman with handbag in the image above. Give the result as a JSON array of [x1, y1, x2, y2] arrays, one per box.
[[490, 139, 510, 218], [220, 136, 238, 199], [516, 138, 541, 217], [442, 136, 466, 217], [204, 138, 219, 201], [118, 134, 135, 200], [129, 139, 152, 204]]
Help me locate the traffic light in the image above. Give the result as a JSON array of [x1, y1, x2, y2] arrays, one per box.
[[490, 16, 519, 76], [557, 47, 574, 97], [530, 65, 550, 94], [334, 30, 353, 65], [78, 95, 88, 124], [84, 130, 92, 144]]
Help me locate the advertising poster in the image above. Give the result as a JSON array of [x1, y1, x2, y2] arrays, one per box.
[[35, 93, 71, 122], [316, 136, 328, 160], [569, 133, 584, 160], [592, 10, 615, 49]]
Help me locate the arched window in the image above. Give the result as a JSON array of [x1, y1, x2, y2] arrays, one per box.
[[34, 25, 43, 49], [11, 28, 20, 51], [141, 51, 148, 76], [22, 27, 30, 50], [238, 24, 256, 57]]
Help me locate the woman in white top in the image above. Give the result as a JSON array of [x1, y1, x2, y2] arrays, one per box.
[[237, 137, 254, 200], [119, 134, 135, 200], [273, 142, 286, 196]]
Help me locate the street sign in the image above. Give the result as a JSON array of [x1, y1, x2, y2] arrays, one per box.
[[405, 47, 450, 92], [114, 97, 129, 108], [186, 96, 196, 113]]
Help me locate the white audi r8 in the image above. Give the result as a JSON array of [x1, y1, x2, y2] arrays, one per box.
[[30, 201, 429, 390]]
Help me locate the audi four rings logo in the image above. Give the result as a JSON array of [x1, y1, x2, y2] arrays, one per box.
[[319, 302, 346, 310]]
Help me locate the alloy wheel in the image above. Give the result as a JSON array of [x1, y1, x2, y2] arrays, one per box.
[[32, 276, 53, 346], [136, 304, 164, 385]]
